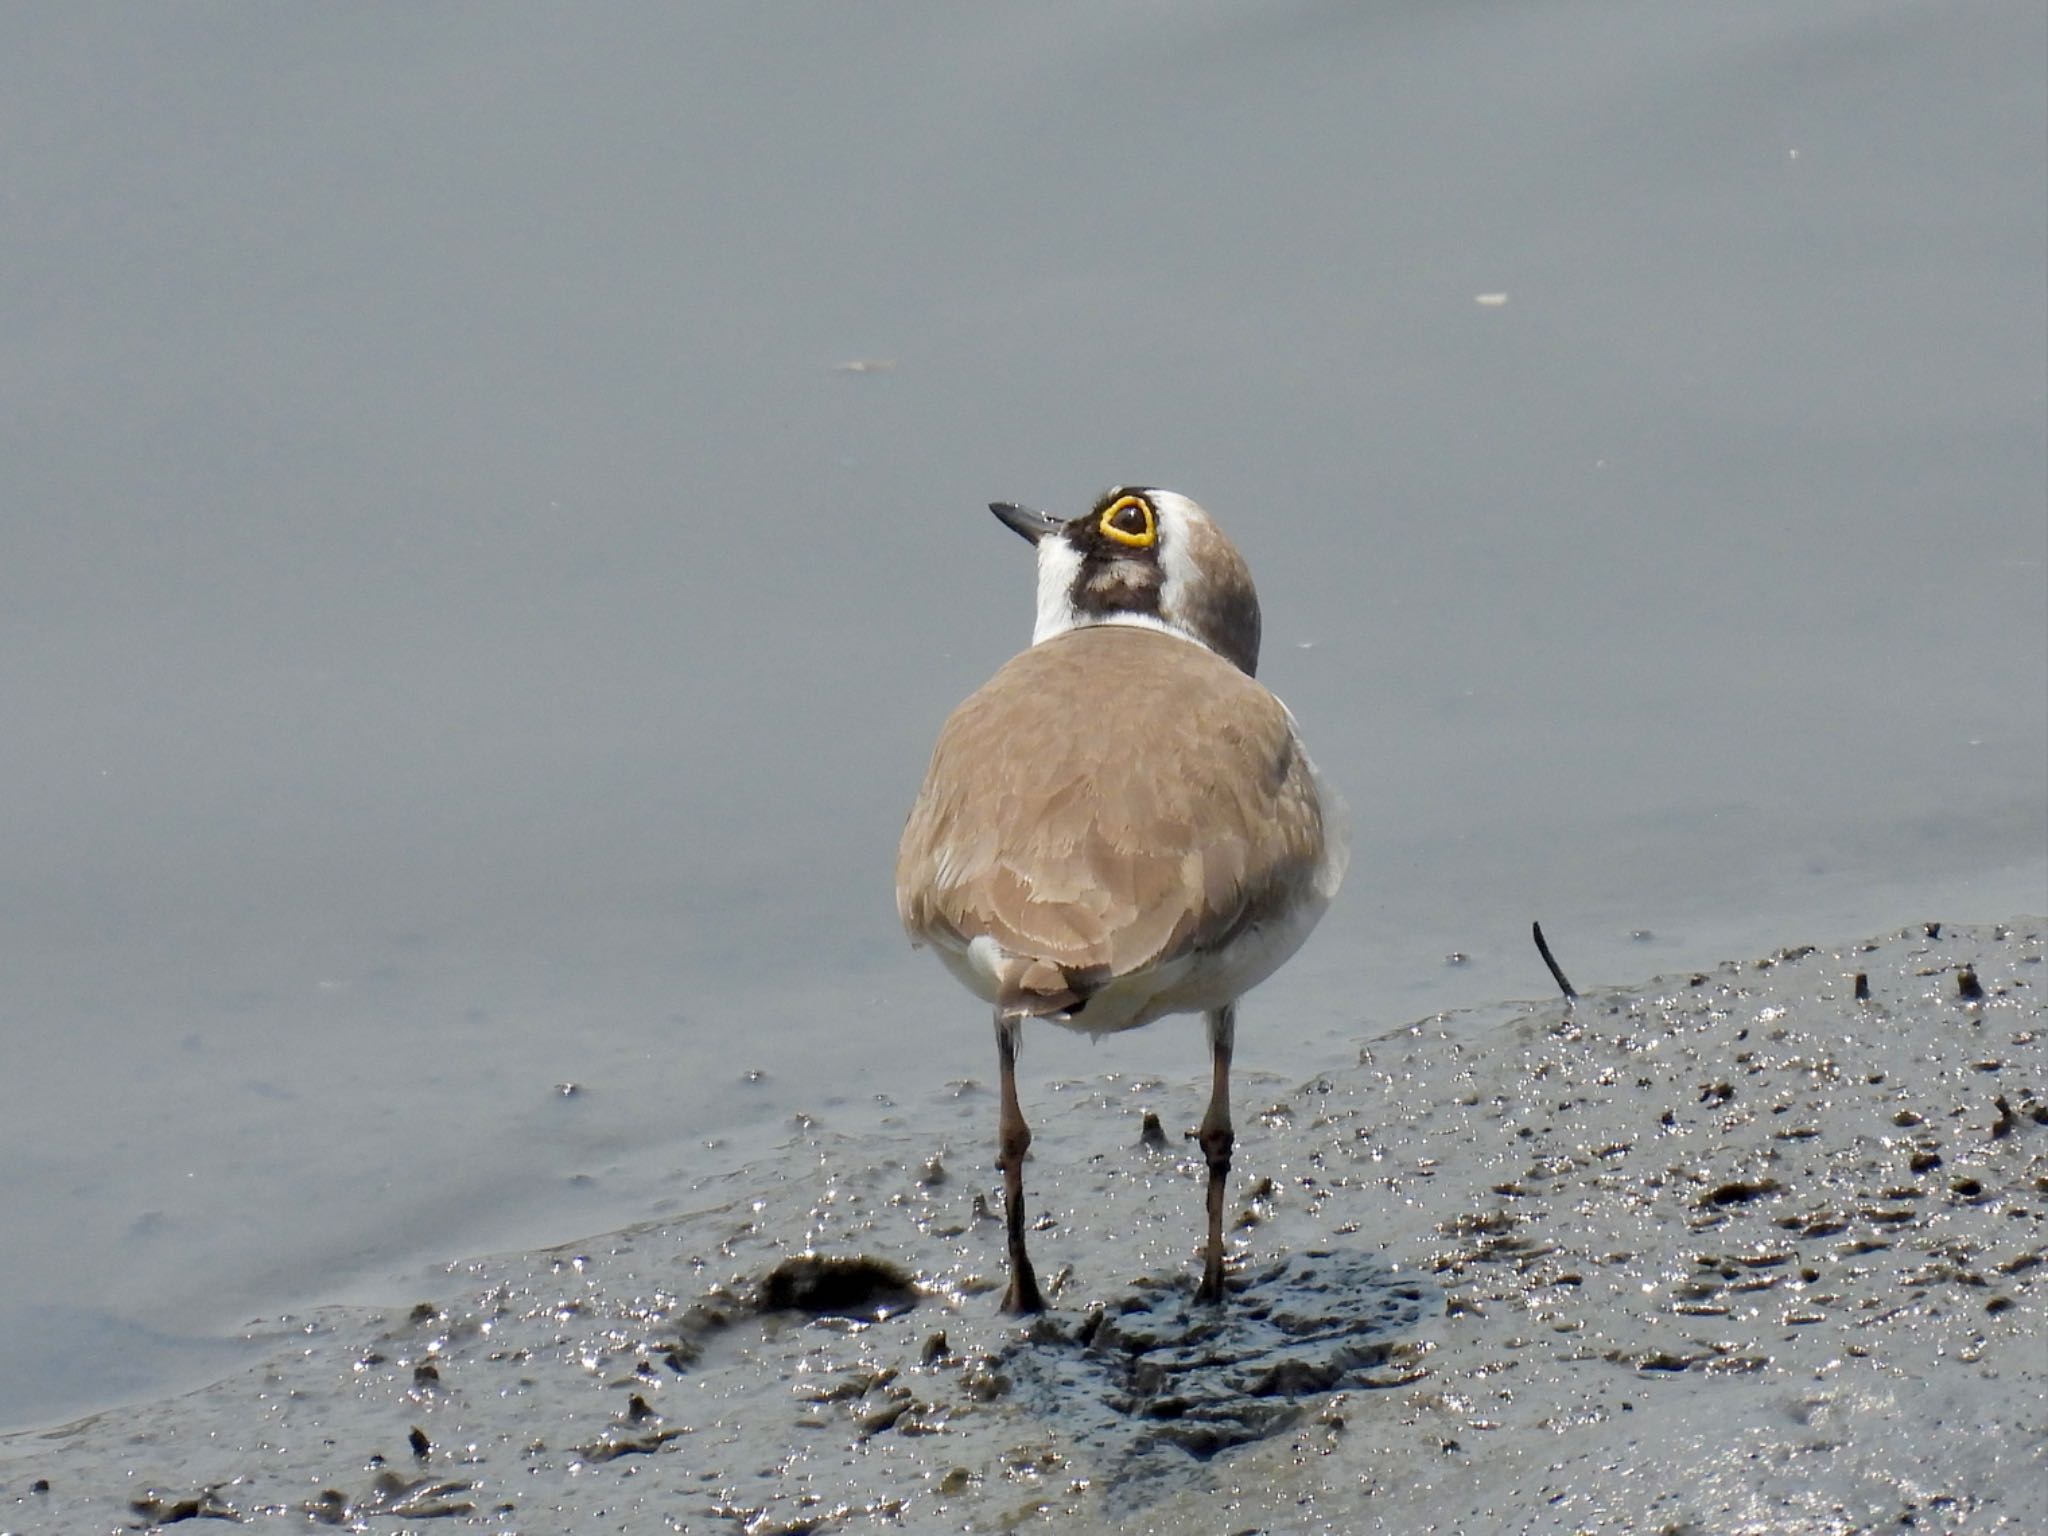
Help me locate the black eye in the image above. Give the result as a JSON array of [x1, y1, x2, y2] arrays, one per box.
[[1097, 495, 1156, 549]]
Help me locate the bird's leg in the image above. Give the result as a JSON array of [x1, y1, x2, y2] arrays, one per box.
[[1196, 1003, 1236, 1302], [994, 1012, 1045, 1314]]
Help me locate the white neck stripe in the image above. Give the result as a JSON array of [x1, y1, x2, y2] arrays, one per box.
[[1030, 536, 1086, 646]]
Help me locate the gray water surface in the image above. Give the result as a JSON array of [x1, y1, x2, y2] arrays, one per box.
[[2, 1, 2042, 1431]]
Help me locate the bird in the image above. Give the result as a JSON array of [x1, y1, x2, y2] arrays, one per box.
[[896, 486, 1347, 1312]]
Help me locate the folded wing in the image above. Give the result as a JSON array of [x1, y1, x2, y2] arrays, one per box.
[[897, 626, 1330, 1007]]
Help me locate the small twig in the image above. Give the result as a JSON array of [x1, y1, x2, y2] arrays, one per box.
[[1532, 921, 1577, 1000]]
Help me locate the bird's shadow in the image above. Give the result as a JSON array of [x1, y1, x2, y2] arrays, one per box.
[[995, 1248, 1437, 1515]]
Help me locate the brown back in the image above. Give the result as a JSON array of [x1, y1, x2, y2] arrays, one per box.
[[896, 625, 1327, 987]]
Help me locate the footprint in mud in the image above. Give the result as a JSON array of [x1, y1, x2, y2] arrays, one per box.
[[994, 1249, 1436, 1512]]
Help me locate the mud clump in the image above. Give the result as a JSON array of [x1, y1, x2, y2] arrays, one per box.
[[758, 1254, 922, 1320]]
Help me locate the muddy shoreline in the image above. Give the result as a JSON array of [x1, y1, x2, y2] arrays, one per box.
[[4, 919, 2042, 1534]]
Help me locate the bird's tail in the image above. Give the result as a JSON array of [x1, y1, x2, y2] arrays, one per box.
[[996, 957, 1085, 1022]]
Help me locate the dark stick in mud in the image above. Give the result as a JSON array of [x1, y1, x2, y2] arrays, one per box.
[[1532, 920, 1577, 1001]]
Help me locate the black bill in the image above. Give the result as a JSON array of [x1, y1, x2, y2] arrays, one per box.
[[989, 501, 1063, 545]]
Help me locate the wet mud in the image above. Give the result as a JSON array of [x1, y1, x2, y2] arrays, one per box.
[[2, 919, 2042, 1534], [997, 1250, 1433, 1517]]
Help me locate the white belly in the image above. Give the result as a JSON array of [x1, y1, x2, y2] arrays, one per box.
[[930, 876, 1336, 1037]]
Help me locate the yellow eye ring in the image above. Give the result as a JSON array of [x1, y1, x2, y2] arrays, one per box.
[[1098, 494, 1157, 548]]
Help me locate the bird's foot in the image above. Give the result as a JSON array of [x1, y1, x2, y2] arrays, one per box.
[[1002, 1261, 1046, 1315]]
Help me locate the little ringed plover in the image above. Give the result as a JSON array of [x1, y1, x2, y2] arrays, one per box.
[[896, 487, 1347, 1311]]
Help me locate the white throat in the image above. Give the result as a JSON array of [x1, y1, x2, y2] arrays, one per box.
[[1028, 536, 1197, 654], [1029, 535, 1086, 646]]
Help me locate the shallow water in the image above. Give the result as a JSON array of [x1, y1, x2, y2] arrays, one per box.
[[0, 1, 2043, 1431]]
